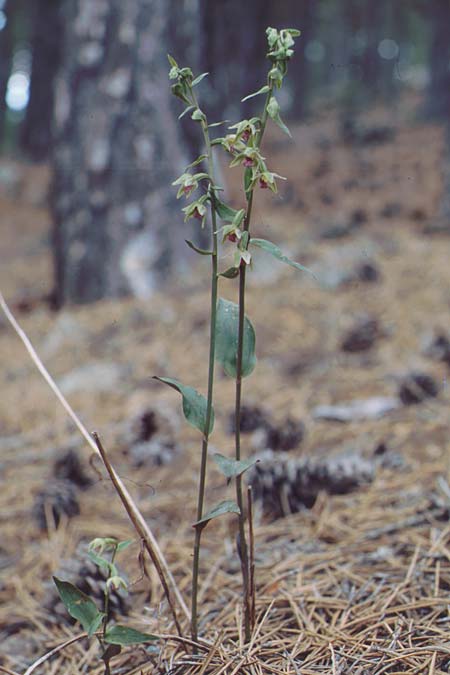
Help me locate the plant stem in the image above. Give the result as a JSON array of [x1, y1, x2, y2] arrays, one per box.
[[190, 89, 219, 648], [234, 85, 273, 643]]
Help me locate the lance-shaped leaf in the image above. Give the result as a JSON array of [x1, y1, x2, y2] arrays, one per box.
[[105, 625, 158, 646], [192, 72, 209, 87], [250, 238, 314, 276], [214, 198, 239, 223], [215, 298, 256, 378], [185, 239, 213, 256], [193, 499, 240, 530], [241, 85, 270, 102], [178, 105, 195, 120], [53, 577, 104, 637], [153, 376, 214, 434], [267, 97, 291, 138], [213, 453, 257, 481]]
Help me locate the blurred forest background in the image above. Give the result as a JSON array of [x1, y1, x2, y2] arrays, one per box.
[[0, 0, 449, 306]]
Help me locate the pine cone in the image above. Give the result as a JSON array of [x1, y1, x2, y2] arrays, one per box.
[[33, 479, 80, 530], [248, 450, 374, 520]]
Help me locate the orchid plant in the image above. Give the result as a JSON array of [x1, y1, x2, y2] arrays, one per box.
[[158, 27, 309, 645]]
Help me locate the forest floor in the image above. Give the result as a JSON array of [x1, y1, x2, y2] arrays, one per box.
[[1, 97, 450, 674]]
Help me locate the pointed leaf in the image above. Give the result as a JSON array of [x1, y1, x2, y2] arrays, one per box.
[[185, 239, 213, 256], [192, 72, 209, 86], [88, 611, 106, 637], [116, 539, 133, 552], [215, 298, 256, 378], [250, 238, 314, 276], [213, 453, 257, 479], [208, 120, 227, 128], [178, 105, 195, 120], [167, 54, 178, 68], [193, 500, 240, 529], [215, 198, 239, 223], [186, 154, 207, 169], [105, 625, 158, 646], [218, 266, 239, 279], [53, 577, 102, 635], [271, 113, 291, 138], [241, 85, 270, 102], [153, 376, 214, 434], [267, 97, 291, 137]]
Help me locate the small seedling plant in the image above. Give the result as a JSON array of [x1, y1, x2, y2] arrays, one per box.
[[51, 25, 310, 667], [161, 26, 308, 645], [53, 538, 157, 673]]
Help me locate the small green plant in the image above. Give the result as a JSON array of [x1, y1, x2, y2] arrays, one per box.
[[159, 26, 309, 645], [53, 537, 157, 674]]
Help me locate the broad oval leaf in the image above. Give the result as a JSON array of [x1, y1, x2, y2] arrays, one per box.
[[105, 625, 158, 646], [153, 376, 214, 434], [53, 577, 103, 636], [215, 298, 256, 378], [213, 453, 257, 479], [250, 238, 314, 276], [193, 499, 240, 530]]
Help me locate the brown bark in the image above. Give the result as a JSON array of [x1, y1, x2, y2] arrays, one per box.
[[52, 0, 197, 305]]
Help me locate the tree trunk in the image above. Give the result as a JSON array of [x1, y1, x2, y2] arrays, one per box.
[[0, 0, 14, 146], [20, 0, 62, 161], [52, 0, 196, 306], [198, 0, 270, 122], [425, 0, 450, 120]]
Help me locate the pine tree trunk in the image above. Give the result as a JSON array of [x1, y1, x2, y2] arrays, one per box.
[[425, 0, 450, 120], [20, 0, 62, 161], [0, 0, 14, 146], [52, 0, 196, 306]]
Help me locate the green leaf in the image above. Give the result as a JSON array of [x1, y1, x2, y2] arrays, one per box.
[[213, 453, 257, 480], [53, 577, 103, 636], [153, 376, 214, 434], [193, 500, 240, 530], [192, 72, 209, 86], [105, 625, 158, 646], [215, 298, 256, 378], [208, 120, 227, 128], [167, 54, 178, 68], [266, 97, 291, 137], [191, 108, 206, 122], [116, 539, 133, 552], [241, 85, 270, 102], [218, 266, 239, 279], [88, 611, 106, 637], [185, 239, 213, 256], [250, 238, 314, 275], [178, 105, 195, 120], [186, 154, 207, 169], [87, 549, 113, 574], [215, 198, 239, 223]]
